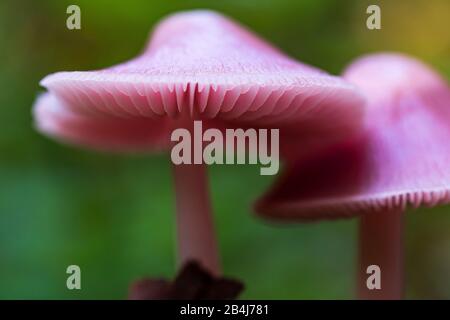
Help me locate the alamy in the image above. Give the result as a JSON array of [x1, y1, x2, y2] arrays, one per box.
[[170, 121, 279, 175]]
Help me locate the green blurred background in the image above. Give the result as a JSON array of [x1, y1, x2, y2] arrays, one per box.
[[0, 0, 449, 299]]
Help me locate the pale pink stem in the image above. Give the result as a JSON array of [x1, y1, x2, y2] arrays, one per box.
[[172, 162, 221, 276], [357, 209, 404, 300]]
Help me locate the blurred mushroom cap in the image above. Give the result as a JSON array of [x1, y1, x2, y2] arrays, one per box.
[[256, 53, 450, 221]]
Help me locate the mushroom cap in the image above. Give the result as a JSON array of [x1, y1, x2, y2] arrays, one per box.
[[255, 53, 450, 221], [34, 93, 169, 152], [34, 10, 363, 152]]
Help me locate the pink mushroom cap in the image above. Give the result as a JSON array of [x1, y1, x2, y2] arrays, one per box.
[[33, 10, 364, 153], [255, 53, 450, 221]]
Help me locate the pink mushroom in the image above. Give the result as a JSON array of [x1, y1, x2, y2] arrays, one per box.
[[255, 53, 450, 299], [33, 10, 363, 284]]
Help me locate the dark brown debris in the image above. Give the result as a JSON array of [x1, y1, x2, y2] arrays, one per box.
[[128, 261, 244, 300]]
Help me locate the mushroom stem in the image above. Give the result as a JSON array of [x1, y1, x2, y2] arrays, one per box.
[[172, 162, 221, 276], [357, 209, 404, 299]]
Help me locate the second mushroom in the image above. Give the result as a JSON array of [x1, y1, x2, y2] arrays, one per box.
[[256, 53, 450, 299]]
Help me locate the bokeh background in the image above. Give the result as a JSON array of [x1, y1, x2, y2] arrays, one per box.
[[0, 0, 449, 299]]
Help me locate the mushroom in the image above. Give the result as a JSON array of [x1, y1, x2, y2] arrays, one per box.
[[255, 53, 450, 299], [33, 10, 364, 294]]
